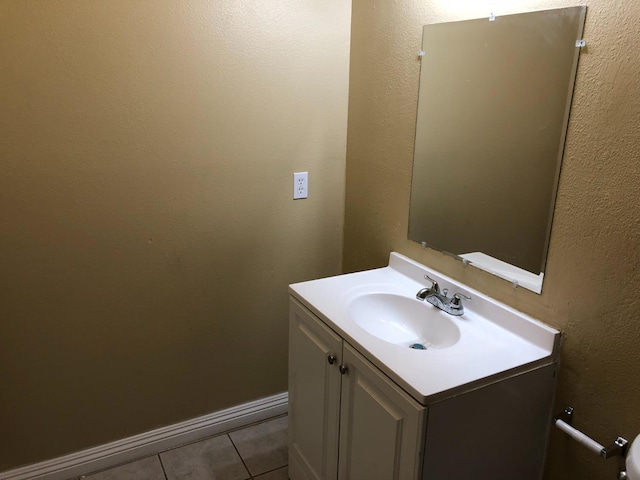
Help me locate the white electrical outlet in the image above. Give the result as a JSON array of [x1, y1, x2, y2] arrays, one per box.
[[293, 172, 308, 199]]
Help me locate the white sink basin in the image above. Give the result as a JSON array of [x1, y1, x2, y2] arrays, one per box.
[[348, 293, 460, 349]]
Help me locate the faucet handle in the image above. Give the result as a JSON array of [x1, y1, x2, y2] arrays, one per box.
[[451, 293, 471, 306], [423, 274, 440, 293]]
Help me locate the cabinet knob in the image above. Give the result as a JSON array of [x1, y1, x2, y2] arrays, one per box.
[[339, 364, 348, 375], [327, 354, 337, 365]]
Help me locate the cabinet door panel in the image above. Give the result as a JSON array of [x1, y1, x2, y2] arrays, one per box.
[[338, 344, 425, 480], [289, 299, 342, 480]]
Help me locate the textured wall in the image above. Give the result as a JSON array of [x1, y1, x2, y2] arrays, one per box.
[[345, 1, 639, 479], [0, 0, 350, 470]]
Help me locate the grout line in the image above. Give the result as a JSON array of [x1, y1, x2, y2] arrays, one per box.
[[227, 433, 254, 479], [157, 454, 169, 480], [252, 464, 288, 478]]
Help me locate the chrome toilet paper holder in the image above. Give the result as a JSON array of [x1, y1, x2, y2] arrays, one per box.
[[554, 406, 629, 478], [555, 406, 628, 458]]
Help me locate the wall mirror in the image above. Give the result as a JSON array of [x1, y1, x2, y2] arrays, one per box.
[[408, 7, 586, 293]]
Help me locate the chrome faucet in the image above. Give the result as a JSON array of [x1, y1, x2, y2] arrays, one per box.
[[416, 274, 471, 316]]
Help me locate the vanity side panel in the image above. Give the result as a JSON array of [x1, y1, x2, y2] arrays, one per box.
[[289, 298, 343, 480], [422, 363, 557, 480]]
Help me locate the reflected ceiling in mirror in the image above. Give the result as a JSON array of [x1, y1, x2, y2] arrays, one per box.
[[408, 7, 586, 293]]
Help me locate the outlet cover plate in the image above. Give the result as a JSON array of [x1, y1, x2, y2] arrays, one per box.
[[293, 172, 308, 199]]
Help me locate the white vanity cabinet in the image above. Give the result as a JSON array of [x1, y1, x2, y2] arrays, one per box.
[[288, 298, 425, 480], [288, 252, 560, 480], [288, 296, 558, 480]]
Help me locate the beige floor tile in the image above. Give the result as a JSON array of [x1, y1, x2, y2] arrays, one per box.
[[160, 434, 250, 480], [229, 416, 288, 476], [83, 456, 165, 480], [254, 466, 289, 480]]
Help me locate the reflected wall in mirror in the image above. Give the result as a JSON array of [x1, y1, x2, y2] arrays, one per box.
[[408, 7, 586, 293]]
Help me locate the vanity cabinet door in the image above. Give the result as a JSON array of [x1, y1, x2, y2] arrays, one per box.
[[288, 299, 343, 480], [338, 344, 426, 480]]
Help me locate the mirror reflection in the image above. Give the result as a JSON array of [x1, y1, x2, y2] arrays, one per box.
[[408, 7, 586, 293]]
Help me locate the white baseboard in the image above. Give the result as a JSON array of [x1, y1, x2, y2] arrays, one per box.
[[0, 392, 288, 480]]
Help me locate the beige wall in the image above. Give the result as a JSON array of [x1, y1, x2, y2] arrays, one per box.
[[345, 1, 639, 479], [0, 0, 350, 470]]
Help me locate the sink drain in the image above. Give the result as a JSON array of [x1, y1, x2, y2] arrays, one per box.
[[409, 343, 427, 350]]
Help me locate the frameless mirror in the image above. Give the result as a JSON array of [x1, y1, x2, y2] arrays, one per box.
[[408, 7, 586, 293]]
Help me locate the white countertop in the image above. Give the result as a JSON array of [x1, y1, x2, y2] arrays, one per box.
[[290, 252, 560, 404]]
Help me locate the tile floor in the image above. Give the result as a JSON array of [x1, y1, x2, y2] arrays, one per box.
[[80, 415, 288, 480]]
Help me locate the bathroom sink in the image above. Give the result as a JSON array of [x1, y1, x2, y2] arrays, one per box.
[[348, 293, 460, 349], [289, 252, 560, 403]]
